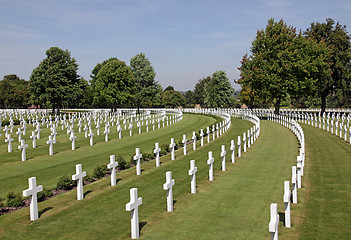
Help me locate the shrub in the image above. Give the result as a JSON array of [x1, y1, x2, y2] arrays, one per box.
[[195, 132, 200, 140], [37, 188, 53, 202], [83, 173, 95, 182], [143, 152, 155, 161], [117, 156, 129, 170], [93, 164, 108, 179], [0, 197, 4, 208], [160, 149, 167, 156], [177, 139, 184, 147], [161, 143, 170, 152], [6, 192, 24, 207], [57, 175, 76, 190]]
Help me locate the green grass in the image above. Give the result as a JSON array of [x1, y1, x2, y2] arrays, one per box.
[[0, 113, 216, 198], [0, 117, 250, 239], [279, 123, 351, 240], [141, 120, 298, 239]]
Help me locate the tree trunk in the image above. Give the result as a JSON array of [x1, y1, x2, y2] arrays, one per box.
[[321, 93, 327, 115], [274, 98, 281, 115]]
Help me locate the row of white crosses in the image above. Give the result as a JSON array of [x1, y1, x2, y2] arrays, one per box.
[[268, 113, 306, 239]]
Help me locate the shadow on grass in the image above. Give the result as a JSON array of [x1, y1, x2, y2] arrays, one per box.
[[278, 212, 285, 226], [39, 207, 53, 217], [139, 221, 147, 231], [116, 178, 122, 184], [84, 190, 92, 198]]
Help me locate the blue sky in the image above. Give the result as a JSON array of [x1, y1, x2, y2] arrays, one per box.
[[1, 0, 350, 91]]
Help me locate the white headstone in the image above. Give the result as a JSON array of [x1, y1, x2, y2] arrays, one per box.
[[46, 135, 56, 156], [182, 134, 187, 155], [237, 136, 241, 158], [207, 151, 214, 181], [169, 138, 175, 160], [72, 164, 87, 200], [126, 188, 142, 239], [230, 140, 235, 163], [163, 171, 175, 212], [292, 166, 297, 204], [88, 130, 94, 146], [23, 177, 43, 221], [297, 156, 302, 189], [18, 139, 28, 162], [134, 148, 142, 175], [188, 160, 197, 194], [200, 129, 204, 146], [283, 181, 291, 228], [154, 143, 161, 167], [107, 155, 118, 186], [5, 134, 14, 152], [30, 131, 37, 148], [192, 131, 196, 150], [220, 145, 226, 171], [269, 203, 279, 240]]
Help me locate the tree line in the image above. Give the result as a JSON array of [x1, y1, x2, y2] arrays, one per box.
[[0, 48, 236, 111], [237, 18, 351, 114]]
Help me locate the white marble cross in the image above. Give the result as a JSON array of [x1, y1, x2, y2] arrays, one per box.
[[16, 127, 22, 142], [207, 151, 214, 181], [5, 134, 14, 152], [200, 129, 204, 146], [107, 155, 118, 186], [188, 160, 197, 194], [292, 166, 297, 204], [18, 139, 28, 161], [169, 138, 175, 160], [163, 171, 175, 212], [84, 124, 88, 138], [192, 131, 197, 150], [220, 145, 226, 171], [207, 127, 210, 143], [134, 148, 142, 175], [283, 181, 291, 228], [30, 131, 37, 148], [154, 142, 161, 167], [297, 156, 302, 188], [117, 124, 122, 138], [212, 125, 215, 140], [46, 135, 56, 155], [23, 177, 43, 221], [182, 134, 187, 155], [269, 203, 279, 240], [51, 127, 57, 142], [69, 131, 77, 150], [88, 130, 94, 146], [72, 164, 87, 200], [104, 127, 109, 142], [129, 123, 133, 136], [247, 130, 251, 148], [230, 140, 235, 163], [126, 188, 142, 239], [237, 136, 241, 158], [243, 132, 247, 153]]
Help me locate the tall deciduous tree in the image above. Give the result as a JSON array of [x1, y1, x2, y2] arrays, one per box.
[[130, 53, 161, 108], [193, 76, 211, 107], [204, 70, 233, 108], [29, 47, 82, 112], [0, 74, 29, 108], [162, 90, 185, 108], [304, 18, 351, 112], [93, 59, 136, 110]]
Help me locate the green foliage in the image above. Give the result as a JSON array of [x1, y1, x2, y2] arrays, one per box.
[[37, 188, 53, 202], [304, 18, 351, 112], [164, 86, 174, 91], [162, 90, 185, 108], [130, 53, 161, 108], [161, 143, 170, 152], [204, 70, 234, 108], [238, 18, 331, 114], [92, 164, 108, 179], [6, 192, 23, 207], [0, 75, 30, 108], [116, 156, 129, 170], [56, 175, 76, 190], [184, 90, 194, 107], [29, 47, 83, 111], [193, 76, 211, 106], [177, 139, 184, 147], [83, 173, 95, 182], [0, 197, 4, 208], [93, 59, 136, 109]]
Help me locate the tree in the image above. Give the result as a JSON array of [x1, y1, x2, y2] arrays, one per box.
[[30, 47, 83, 112], [0, 74, 29, 108], [164, 86, 174, 91], [93, 59, 136, 110], [162, 90, 185, 108], [237, 18, 331, 114], [204, 70, 234, 108], [184, 90, 194, 107], [304, 18, 351, 112], [193, 76, 211, 107], [130, 53, 161, 108]]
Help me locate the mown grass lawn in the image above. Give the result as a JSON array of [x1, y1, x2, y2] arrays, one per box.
[[280, 123, 351, 240]]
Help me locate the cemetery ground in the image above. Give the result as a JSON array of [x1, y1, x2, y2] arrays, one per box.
[[0, 113, 214, 197], [0, 116, 251, 239], [279, 123, 351, 239]]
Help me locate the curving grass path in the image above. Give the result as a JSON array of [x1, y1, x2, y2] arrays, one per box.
[[141, 120, 298, 239], [280, 123, 351, 239]]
